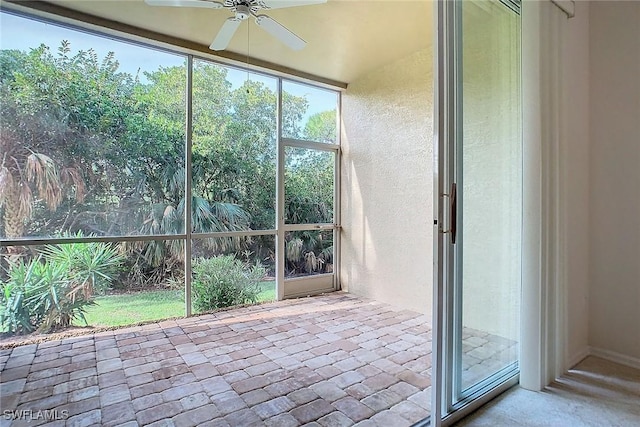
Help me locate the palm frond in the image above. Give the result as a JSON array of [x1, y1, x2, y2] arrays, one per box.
[[25, 153, 62, 210], [18, 184, 33, 219], [319, 245, 334, 263], [167, 239, 184, 261], [60, 167, 86, 203], [162, 204, 177, 232], [209, 202, 250, 231], [304, 252, 320, 272], [161, 163, 184, 194], [143, 239, 167, 268], [191, 196, 214, 232], [286, 238, 303, 262]]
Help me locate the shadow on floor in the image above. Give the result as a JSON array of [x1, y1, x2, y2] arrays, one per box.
[[454, 356, 640, 426]]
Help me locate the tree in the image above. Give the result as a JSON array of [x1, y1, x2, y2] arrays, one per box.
[[304, 110, 337, 143], [0, 44, 125, 239], [1, 39, 331, 284], [131, 64, 270, 266], [284, 147, 335, 276]]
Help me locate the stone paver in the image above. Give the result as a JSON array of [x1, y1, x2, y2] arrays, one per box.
[[333, 396, 375, 422], [290, 398, 335, 424], [318, 411, 356, 427], [0, 292, 515, 425]]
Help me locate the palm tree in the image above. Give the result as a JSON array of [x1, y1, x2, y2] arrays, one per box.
[[285, 230, 333, 276], [0, 132, 84, 240], [0, 46, 96, 241], [131, 157, 252, 268]]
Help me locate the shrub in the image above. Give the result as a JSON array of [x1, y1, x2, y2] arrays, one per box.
[[0, 261, 40, 335], [41, 239, 124, 297], [192, 255, 266, 312], [0, 255, 85, 334], [0, 240, 123, 334]]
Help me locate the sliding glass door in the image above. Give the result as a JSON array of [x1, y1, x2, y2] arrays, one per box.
[[434, 0, 522, 423]]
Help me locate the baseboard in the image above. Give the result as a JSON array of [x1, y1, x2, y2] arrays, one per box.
[[588, 346, 640, 370], [567, 346, 591, 369]]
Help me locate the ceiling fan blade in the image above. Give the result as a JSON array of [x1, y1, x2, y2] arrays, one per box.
[[145, 0, 224, 9], [255, 15, 306, 51], [261, 0, 327, 10], [210, 18, 242, 51]]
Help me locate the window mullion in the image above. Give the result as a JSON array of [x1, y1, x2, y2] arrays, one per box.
[[184, 55, 194, 317], [276, 78, 285, 301]]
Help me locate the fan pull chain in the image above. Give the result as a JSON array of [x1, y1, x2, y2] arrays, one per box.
[[246, 19, 250, 94]]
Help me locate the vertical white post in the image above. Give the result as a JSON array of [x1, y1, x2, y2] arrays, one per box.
[[276, 78, 285, 301], [520, 0, 544, 390], [334, 91, 342, 290], [184, 56, 194, 317]]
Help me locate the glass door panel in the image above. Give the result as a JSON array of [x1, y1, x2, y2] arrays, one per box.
[[434, 0, 522, 422], [282, 145, 337, 298], [456, 0, 522, 397], [284, 147, 335, 225]]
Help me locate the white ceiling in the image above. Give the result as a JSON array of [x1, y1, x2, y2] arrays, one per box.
[[40, 0, 433, 86]]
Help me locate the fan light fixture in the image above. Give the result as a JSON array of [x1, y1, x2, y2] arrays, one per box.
[[145, 0, 328, 51]]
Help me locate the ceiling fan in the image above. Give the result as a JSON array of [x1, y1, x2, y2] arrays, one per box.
[[144, 0, 327, 51]]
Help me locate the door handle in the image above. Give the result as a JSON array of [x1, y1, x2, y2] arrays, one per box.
[[449, 183, 457, 244], [442, 183, 457, 244]]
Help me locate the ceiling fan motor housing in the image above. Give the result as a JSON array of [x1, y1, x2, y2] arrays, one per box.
[[234, 4, 251, 20]]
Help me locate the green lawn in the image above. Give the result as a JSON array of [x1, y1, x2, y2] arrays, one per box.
[[82, 290, 185, 328], [80, 281, 276, 328], [257, 280, 276, 302]]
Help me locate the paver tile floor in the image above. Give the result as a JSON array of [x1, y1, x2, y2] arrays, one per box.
[[0, 292, 518, 426], [1, 292, 433, 427]]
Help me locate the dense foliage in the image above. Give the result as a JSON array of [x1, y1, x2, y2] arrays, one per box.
[[0, 40, 336, 307], [192, 255, 266, 312], [0, 238, 123, 334]]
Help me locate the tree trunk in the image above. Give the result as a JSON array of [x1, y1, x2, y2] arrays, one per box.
[[3, 184, 25, 256], [3, 184, 25, 238]]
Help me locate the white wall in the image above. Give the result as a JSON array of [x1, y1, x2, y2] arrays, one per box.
[[562, 0, 591, 368], [588, 1, 640, 363], [340, 48, 433, 316]]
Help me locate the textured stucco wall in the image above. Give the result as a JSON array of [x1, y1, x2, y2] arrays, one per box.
[[340, 48, 433, 316], [588, 1, 640, 362]]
